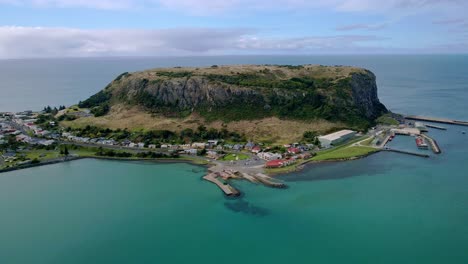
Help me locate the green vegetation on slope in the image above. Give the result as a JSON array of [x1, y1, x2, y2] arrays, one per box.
[[76, 65, 387, 131]]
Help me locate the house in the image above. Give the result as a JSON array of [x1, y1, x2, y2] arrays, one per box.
[[184, 149, 198, 155], [192, 142, 206, 149], [232, 144, 243, 151], [298, 152, 312, 159], [2, 151, 16, 159], [161, 144, 169, 149], [38, 140, 55, 146], [257, 152, 282, 161], [245, 142, 255, 150], [206, 150, 219, 159], [223, 144, 233, 150], [318, 130, 356, 148], [148, 144, 157, 149], [129, 143, 137, 148], [170, 145, 179, 150], [180, 144, 191, 150], [265, 159, 285, 168], [251, 146, 261, 154], [207, 140, 219, 147], [137, 143, 145, 148], [287, 147, 301, 154]]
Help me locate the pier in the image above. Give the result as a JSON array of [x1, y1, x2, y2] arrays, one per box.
[[406, 115, 468, 127], [421, 134, 441, 154], [383, 148, 430, 158], [425, 124, 447, 130], [203, 173, 240, 196], [241, 173, 259, 184], [254, 173, 287, 188]]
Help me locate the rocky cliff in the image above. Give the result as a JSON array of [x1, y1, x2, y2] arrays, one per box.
[[78, 65, 387, 128]]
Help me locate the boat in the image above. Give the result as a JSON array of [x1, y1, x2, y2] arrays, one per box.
[[415, 136, 428, 149]]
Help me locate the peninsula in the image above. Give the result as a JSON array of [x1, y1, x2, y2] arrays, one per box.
[[2, 64, 455, 196]]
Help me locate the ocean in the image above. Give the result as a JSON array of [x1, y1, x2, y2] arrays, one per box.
[[0, 55, 467, 263]]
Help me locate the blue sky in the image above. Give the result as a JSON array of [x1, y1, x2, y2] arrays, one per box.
[[0, 0, 467, 58]]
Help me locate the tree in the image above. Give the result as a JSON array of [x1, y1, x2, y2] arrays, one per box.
[[64, 146, 69, 156]]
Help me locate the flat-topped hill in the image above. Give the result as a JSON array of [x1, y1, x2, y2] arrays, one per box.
[[66, 64, 388, 142]]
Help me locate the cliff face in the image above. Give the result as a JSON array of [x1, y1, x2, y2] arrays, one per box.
[[80, 65, 387, 127], [349, 70, 387, 119]]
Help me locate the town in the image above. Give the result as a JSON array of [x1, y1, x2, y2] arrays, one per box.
[[1, 108, 461, 196]]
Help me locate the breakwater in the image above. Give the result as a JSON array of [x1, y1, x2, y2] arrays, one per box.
[[406, 115, 468, 126]]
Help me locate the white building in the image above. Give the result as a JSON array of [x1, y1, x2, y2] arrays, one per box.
[[414, 122, 428, 132], [191, 142, 206, 149], [257, 152, 282, 161], [318, 130, 356, 148]]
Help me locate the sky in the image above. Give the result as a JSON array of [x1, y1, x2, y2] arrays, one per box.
[[0, 0, 467, 58]]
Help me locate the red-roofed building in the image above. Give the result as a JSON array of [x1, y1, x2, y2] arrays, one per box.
[[287, 147, 301, 154], [265, 159, 284, 168], [251, 146, 262, 153]]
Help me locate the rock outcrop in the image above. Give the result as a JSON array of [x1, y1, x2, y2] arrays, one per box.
[[79, 65, 387, 128]]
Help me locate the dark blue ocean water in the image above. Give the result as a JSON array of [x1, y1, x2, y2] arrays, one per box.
[[1, 55, 467, 120], [0, 55, 467, 264]]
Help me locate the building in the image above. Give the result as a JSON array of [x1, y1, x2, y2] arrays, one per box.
[[184, 149, 198, 155], [257, 152, 282, 161], [265, 159, 285, 168], [414, 122, 428, 132], [287, 147, 301, 154], [251, 146, 261, 153], [318, 130, 356, 148], [192, 142, 206, 149]]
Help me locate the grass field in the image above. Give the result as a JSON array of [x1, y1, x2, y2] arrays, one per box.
[[21, 150, 60, 161], [62, 105, 345, 144], [220, 153, 250, 161], [311, 146, 377, 161]]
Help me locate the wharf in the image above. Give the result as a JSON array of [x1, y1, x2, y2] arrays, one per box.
[[421, 134, 441, 154], [203, 173, 240, 196], [425, 124, 447, 130], [406, 115, 468, 127], [383, 148, 430, 158], [254, 173, 286, 188], [241, 173, 259, 184]]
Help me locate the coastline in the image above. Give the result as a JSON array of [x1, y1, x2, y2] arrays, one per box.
[[0, 155, 211, 175], [0, 150, 378, 176]]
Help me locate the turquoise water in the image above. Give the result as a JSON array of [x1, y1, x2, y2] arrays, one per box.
[[0, 55, 468, 263], [1, 130, 467, 264]]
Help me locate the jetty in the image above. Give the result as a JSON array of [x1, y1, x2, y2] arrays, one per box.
[[425, 124, 447, 130], [203, 173, 240, 196], [241, 173, 259, 184], [421, 134, 441, 154], [406, 115, 468, 127], [383, 148, 430, 158], [253, 173, 287, 188]]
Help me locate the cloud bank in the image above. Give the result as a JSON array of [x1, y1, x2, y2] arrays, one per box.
[[0, 26, 390, 58]]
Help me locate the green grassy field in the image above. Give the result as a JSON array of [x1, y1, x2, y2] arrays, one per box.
[[220, 153, 250, 161], [312, 146, 377, 161]]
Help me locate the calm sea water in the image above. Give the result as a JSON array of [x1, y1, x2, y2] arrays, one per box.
[[0, 55, 468, 263]]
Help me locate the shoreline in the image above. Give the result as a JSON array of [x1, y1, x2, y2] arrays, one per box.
[[0, 155, 211, 174], [0, 149, 381, 177]]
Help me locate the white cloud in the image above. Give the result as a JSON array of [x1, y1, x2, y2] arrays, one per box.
[[0, 26, 387, 58]]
